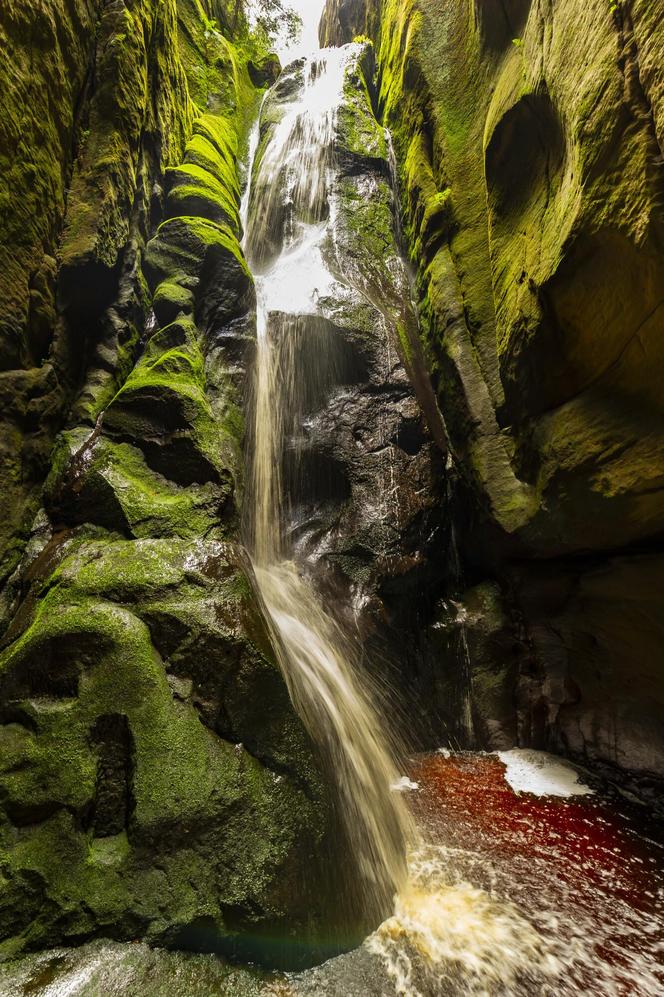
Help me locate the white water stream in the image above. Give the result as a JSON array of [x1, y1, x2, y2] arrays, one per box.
[[242, 36, 412, 927]]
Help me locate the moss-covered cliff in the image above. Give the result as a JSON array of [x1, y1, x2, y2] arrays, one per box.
[[0, 0, 345, 964], [323, 0, 664, 811]]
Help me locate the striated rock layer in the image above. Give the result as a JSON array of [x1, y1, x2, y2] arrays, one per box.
[[322, 0, 664, 812], [1, 0, 663, 964]]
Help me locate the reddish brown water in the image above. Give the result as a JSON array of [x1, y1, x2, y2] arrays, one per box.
[[402, 752, 664, 995], [292, 751, 664, 995]]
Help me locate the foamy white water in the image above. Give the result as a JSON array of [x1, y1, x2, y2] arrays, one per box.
[[497, 748, 595, 798], [367, 846, 563, 997]]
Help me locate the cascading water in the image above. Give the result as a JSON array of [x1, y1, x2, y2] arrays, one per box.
[[239, 9, 562, 985], [242, 38, 413, 928]]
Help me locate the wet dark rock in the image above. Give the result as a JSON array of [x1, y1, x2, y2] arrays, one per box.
[[508, 553, 664, 809], [248, 54, 281, 88], [421, 583, 522, 751]]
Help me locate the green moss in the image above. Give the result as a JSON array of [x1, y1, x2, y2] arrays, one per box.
[[146, 215, 249, 285], [152, 279, 195, 327], [337, 46, 388, 162], [0, 535, 333, 958], [64, 433, 231, 540], [166, 162, 241, 230], [116, 348, 206, 405], [60, 0, 192, 272], [337, 176, 396, 288], [194, 113, 241, 165], [185, 129, 240, 190], [0, 0, 100, 363], [98, 318, 239, 492], [375, 0, 421, 124], [396, 320, 414, 365]]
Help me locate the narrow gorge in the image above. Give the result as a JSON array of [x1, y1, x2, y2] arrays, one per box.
[[0, 0, 663, 994]]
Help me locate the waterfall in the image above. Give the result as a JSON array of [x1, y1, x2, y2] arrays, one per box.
[[242, 38, 413, 927]]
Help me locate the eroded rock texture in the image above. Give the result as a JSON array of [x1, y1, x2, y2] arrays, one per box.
[[0, 0, 337, 965], [2, 0, 663, 965], [323, 0, 664, 810]]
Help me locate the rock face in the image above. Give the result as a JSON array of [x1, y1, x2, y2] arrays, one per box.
[[0, 0, 339, 966], [323, 0, 664, 810], [319, 0, 366, 46], [0, 0, 186, 599]]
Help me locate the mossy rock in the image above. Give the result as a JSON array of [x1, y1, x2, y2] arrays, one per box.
[[165, 163, 241, 231], [337, 43, 388, 167], [248, 53, 281, 88], [152, 279, 196, 328], [46, 429, 232, 541], [59, 0, 192, 289], [0, 0, 351, 968], [101, 318, 240, 486], [0, 538, 338, 964], [144, 217, 253, 333]]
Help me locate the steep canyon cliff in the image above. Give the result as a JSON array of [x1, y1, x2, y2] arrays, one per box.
[[0, 0, 343, 964]]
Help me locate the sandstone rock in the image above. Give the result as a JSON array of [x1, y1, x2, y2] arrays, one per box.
[[0, 536, 335, 962], [0, 0, 345, 964]]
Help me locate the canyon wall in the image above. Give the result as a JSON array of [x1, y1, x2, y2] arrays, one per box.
[[322, 0, 664, 812], [0, 0, 448, 961], [0, 0, 343, 964]]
